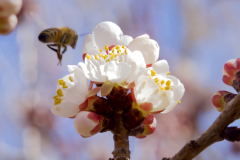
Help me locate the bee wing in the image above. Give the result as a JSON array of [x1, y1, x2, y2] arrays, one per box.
[[29, 11, 49, 29]]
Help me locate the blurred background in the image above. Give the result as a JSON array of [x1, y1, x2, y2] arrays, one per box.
[[0, 0, 240, 159]]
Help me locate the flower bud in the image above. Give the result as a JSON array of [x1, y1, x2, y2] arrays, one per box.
[[74, 111, 104, 138], [0, 14, 17, 35], [212, 91, 236, 112], [135, 114, 157, 139]]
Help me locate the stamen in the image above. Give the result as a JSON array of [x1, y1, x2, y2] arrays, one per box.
[[116, 45, 120, 50], [99, 49, 102, 52], [122, 45, 125, 49], [111, 55, 114, 60], [95, 54, 100, 60], [86, 54, 91, 60], [159, 85, 164, 90], [103, 55, 108, 60], [106, 59, 110, 62], [167, 71, 170, 75], [161, 80, 165, 85], [121, 52, 124, 55], [166, 80, 171, 86], [58, 79, 64, 85], [125, 49, 128, 55], [69, 76, 74, 82], [112, 48, 115, 53], [148, 76, 152, 79], [99, 54, 104, 57], [177, 101, 181, 103], [165, 86, 170, 90], [62, 82, 68, 88], [154, 78, 159, 83], [151, 70, 156, 76], [57, 89, 64, 97], [54, 97, 62, 105], [53, 95, 59, 99], [105, 45, 109, 51], [109, 53, 113, 55]]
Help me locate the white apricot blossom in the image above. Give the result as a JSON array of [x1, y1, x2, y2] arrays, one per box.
[[79, 21, 159, 88], [133, 60, 185, 114], [51, 65, 88, 118]]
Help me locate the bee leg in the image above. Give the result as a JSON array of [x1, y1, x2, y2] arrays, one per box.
[[47, 44, 59, 53], [62, 45, 67, 54], [47, 44, 62, 66]]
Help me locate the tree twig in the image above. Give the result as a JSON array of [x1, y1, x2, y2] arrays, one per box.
[[165, 92, 240, 160]]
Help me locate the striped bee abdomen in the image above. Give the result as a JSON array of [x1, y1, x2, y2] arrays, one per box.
[[38, 28, 61, 43]]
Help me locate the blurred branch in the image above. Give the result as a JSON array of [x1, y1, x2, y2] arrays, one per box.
[[163, 92, 240, 160]]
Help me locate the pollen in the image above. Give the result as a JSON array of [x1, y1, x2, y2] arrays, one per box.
[[166, 80, 171, 86], [159, 86, 164, 91], [58, 79, 64, 85], [122, 45, 125, 49], [54, 97, 62, 105], [111, 55, 114, 60], [99, 49, 102, 52], [105, 45, 109, 51], [125, 49, 128, 55], [167, 71, 170, 75], [99, 54, 104, 57], [69, 76, 74, 82], [121, 52, 124, 55], [53, 95, 59, 99], [165, 86, 170, 90], [178, 101, 181, 103], [95, 55, 100, 60], [103, 55, 108, 60], [154, 78, 159, 82], [56, 89, 64, 97], [112, 48, 115, 53], [161, 80, 165, 85], [151, 70, 156, 76], [86, 54, 91, 60], [62, 82, 68, 88], [148, 76, 152, 79], [106, 59, 110, 62], [116, 45, 120, 50]]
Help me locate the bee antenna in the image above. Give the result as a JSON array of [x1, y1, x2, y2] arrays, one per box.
[[78, 33, 89, 37]]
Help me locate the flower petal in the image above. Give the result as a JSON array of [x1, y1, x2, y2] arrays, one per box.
[[126, 50, 146, 83], [82, 34, 97, 54], [119, 35, 133, 46], [51, 101, 80, 118], [101, 81, 114, 96], [152, 60, 169, 75], [92, 22, 123, 50], [128, 34, 159, 65], [104, 61, 131, 83]]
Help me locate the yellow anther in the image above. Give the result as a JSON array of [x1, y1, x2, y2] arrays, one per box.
[[111, 55, 114, 60], [106, 59, 110, 62], [58, 79, 64, 85], [56, 89, 64, 97], [177, 101, 181, 104], [148, 76, 152, 79], [156, 82, 159, 85], [122, 45, 125, 49], [167, 71, 170, 75], [166, 80, 171, 86], [159, 85, 164, 91], [116, 53, 119, 56], [99, 49, 102, 52], [121, 52, 124, 55], [105, 45, 109, 51], [154, 78, 159, 82], [95, 54, 100, 60], [69, 76, 74, 82], [109, 53, 113, 55], [112, 48, 115, 53], [86, 54, 91, 60], [165, 86, 170, 90], [161, 80, 165, 85], [54, 98, 62, 105], [125, 49, 128, 55], [116, 45, 120, 50], [119, 60, 121, 62], [62, 82, 68, 89], [103, 55, 108, 60], [99, 54, 104, 57], [151, 70, 156, 76], [117, 50, 120, 53], [53, 95, 59, 99]]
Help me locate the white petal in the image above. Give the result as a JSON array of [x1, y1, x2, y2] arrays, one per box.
[[119, 35, 133, 46], [104, 61, 131, 83], [152, 60, 169, 75], [173, 83, 185, 101], [151, 93, 170, 112], [51, 101, 79, 118], [92, 22, 123, 50], [128, 34, 159, 65], [126, 50, 146, 83], [82, 34, 97, 54], [161, 101, 178, 113], [67, 65, 79, 74]]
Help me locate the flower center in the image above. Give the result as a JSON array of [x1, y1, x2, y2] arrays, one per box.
[[149, 69, 172, 91], [53, 79, 70, 105]]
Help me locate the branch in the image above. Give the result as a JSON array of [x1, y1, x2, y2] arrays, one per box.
[[165, 92, 240, 160]]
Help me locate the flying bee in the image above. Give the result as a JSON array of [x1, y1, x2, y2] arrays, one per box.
[[38, 27, 78, 65]]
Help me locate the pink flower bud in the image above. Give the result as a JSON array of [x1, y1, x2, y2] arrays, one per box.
[[0, 0, 22, 17], [222, 59, 240, 88], [74, 111, 104, 138], [135, 114, 157, 139], [0, 14, 17, 35], [212, 91, 236, 112]]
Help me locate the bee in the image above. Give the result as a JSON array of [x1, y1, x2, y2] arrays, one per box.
[[38, 27, 78, 65]]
